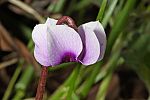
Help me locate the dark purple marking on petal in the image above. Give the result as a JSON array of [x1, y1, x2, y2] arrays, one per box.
[[61, 52, 77, 63]]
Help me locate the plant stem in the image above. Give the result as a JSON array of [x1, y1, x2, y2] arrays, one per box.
[[66, 64, 80, 100], [35, 66, 48, 100]]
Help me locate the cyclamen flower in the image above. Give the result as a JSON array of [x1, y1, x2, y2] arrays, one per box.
[[32, 17, 106, 66]]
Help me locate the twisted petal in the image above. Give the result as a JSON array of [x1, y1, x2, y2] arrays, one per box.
[[45, 18, 57, 25], [32, 24, 51, 66], [78, 24, 100, 65], [80, 21, 106, 61], [47, 25, 83, 66]]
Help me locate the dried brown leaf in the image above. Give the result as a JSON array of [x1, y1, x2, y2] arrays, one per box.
[[0, 32, 13, 51], [0, 24, 17, 51]]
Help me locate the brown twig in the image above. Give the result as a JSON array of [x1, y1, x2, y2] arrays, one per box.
[[35, 66, 48, 100]]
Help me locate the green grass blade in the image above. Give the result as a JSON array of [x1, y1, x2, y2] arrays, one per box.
[[96, 0, 108, 21], [106, 0, 137, 54]]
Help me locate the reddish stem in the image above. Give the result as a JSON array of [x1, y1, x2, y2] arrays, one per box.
[[56, 16, 78, 31], [35, 66, 48, 100]]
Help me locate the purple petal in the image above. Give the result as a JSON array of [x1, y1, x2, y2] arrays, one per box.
[[80, 21, 106, 61], [78, 25, 100, 65], [47, 25, 83, 66], [32, 24, 51, 66], [45, 18, 57, 25]]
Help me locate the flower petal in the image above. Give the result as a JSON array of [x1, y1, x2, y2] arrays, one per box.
[[78, 25, 100, 65], [32, 24, 51, 66], [80, 21, 106, 60], [45, 18, 57, 26], [47, 25, 83, 66]]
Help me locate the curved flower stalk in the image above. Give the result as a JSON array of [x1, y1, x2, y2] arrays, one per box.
[[32, 17, 106, 67], [32, 16, 106, 100]]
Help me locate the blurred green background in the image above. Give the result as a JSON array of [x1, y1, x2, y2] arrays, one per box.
[[0, 0, 150, 100]]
